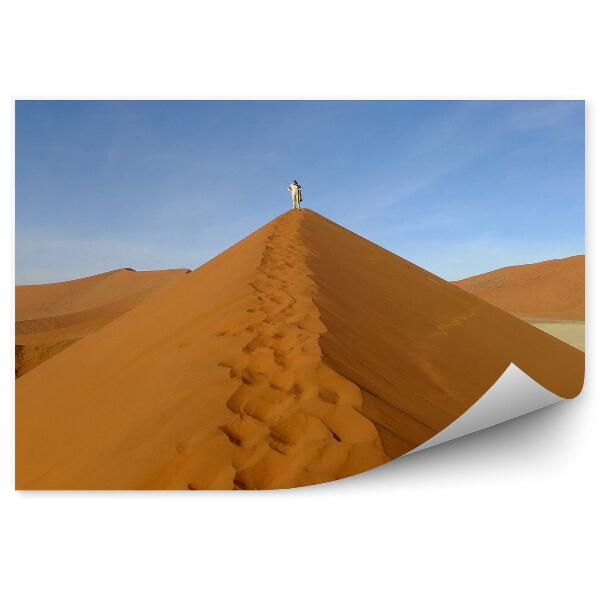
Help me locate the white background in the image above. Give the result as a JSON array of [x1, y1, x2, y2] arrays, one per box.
[[1, 1, 597, 599]]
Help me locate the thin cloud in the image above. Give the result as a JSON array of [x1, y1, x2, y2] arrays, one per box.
[[16, 101, 584, 284], [504, 100, 582, 131]]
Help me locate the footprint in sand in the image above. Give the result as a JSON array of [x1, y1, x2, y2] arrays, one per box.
[[215, 212, 388, 490]]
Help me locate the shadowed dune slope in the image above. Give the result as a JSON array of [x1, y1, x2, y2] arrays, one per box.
[[453, 255, 584, 320], [300, 213, 583, 458], [16, 211, 584, 490], [15, 268, 190, 376]]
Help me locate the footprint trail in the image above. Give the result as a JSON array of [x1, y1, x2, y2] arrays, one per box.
[[217, 211, 389, 489]]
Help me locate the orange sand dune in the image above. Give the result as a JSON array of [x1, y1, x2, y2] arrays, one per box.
[[16, 211, 584, 490], [454, 255, 584, 320], [16, 268, 190, 376]]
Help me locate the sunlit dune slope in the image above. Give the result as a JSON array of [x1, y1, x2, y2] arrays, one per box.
[[454, 255, 584, 321], [15, 268, 190, 376], [16, 210, 584, 490]]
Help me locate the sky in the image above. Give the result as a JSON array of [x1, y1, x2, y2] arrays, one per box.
[[15, 100, 584, 284]]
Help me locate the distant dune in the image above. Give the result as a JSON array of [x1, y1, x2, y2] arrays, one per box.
[[16, 267, 190, 376], [16, 211, 584, 490], [454, 255, 584, 321]]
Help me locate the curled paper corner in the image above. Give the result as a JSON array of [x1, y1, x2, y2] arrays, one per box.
[[408, 363, 574, 455]]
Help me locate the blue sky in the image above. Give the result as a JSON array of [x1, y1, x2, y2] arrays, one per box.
[[16, 100, 584, 284]]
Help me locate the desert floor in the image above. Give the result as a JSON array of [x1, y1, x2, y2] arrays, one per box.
[[526, 320, 585, 352]]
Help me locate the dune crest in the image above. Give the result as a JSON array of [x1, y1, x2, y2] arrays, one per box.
[[17, 267, 191, 320], [16, 210, 584, 490]]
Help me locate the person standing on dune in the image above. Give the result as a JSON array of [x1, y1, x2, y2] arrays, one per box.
[[288, 179, 302, 210]]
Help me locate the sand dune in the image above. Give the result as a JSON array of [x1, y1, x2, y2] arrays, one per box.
[[454, 255, 584, 321], [16, 268, 190, 376], [16, 211, 584, 490]]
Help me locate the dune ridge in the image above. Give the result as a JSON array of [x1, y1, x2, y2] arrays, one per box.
[[16, 267, 191, 321], [16, 210, 584, 490], [454, 255, 584, 320]]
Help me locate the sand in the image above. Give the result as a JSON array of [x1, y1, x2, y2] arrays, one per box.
[[15, 267, 190, 376], [16, 210, 584, 490], [454, 255, 584, 321]]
